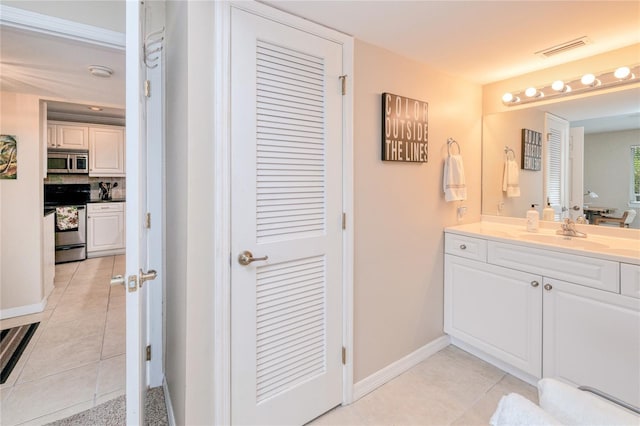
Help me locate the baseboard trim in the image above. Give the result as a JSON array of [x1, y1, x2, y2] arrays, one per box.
[[352, 335, 450, 401], [450, 337, 539, 387], [87, 248, 125, 258], [0, 298, 46, 320], [163, 378, 176, 426]]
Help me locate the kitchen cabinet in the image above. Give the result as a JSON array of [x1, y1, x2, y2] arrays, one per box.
[[42, 212, 55, 297], [49, 121, 89, 149], [444, 232, 640, 407], [89, 126, 125, 177], [87, 202, 125, 257]]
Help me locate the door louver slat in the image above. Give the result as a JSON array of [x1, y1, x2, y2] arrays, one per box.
[[256, 40, 326, 243], [255, 252, 326, 403]]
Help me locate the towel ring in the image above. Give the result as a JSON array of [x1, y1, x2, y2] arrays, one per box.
[[447, 138, 461, 156], [504, 146, 516, 160]]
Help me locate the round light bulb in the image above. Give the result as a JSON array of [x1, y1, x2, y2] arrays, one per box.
[[525, 87, 538, 97], [614, 66, 631, 79], [551, 80, 565, 91], [502, 92, 514, 103], [581, 73, 596, 86]]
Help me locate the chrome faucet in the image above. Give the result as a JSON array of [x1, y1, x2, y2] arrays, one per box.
[[556, 218, 587, 238]]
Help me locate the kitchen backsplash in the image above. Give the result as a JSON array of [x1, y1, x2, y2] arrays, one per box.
[[44, 175, 126, 200]]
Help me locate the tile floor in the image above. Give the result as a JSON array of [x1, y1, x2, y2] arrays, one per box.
[[311, 345, 537, 425], [0, 255, 126, 426], [1, 254, 537, 426]]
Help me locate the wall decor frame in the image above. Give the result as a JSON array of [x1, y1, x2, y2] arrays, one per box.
[[521, 128, 541, 171], [381, 93, 428, 162], [0, 135, 17, 179]]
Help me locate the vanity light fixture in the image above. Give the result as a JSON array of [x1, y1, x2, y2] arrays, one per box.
[[501, 64, 639, 106]]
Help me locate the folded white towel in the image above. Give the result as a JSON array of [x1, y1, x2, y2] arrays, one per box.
[[443, 154, 467, 202], [503, 158, 521, 198], [490, 393, 564, 426]]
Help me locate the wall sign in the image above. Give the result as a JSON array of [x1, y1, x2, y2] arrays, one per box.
[[382, 93, 428, 162], [521, 128, 541, 171]]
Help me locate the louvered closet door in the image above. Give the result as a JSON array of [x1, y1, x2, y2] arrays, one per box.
[[230, 7, 343, 426]]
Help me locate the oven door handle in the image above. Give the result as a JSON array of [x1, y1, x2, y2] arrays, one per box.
[[56, 244, 86, 251]]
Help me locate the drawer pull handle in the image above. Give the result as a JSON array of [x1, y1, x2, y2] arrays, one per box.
[[531, 281, 539, 288], [459, 244, 467, 250], [544, 283, 553, 291]]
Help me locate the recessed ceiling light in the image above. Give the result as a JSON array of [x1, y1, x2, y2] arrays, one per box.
[[88, 106, 103, 111], [88, 65, 113, 78]]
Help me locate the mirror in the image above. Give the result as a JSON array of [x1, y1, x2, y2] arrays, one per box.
[[482, 87, 640, 228]]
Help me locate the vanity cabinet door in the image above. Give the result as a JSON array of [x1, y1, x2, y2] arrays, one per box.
[[543, 278, 640, 407], [445, 255, 542, 377]]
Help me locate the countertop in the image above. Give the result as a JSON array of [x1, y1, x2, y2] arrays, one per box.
[[88, 198, 126, 203], [446, 218, 640, 266]]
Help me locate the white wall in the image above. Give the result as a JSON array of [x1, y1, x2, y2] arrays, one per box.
[[353, 40, 482, 381], [584, 129, 640, 229], [0, 92, 44, 315]]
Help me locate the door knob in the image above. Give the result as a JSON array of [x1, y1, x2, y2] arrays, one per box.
[[238, 250, 268, 266], [571, 205, 581, 211], [139, 269, 157, 287]]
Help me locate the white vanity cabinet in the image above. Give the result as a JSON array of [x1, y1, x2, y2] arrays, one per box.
[[87, 202, 126, 257], [542, 277, 640, 407], [444, 231, 640, 407], [444, 254, 542, 377]]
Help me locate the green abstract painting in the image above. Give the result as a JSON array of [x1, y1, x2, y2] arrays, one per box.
[[0, 135, 17, 179]]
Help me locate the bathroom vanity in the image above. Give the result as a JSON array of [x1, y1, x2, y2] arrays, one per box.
[[444, 218, 640, 408]]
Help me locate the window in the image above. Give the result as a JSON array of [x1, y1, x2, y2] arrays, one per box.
[[632, 145, 640, 204]]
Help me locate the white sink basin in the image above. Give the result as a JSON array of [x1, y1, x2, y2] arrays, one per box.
[[518, 233, 610, 250]]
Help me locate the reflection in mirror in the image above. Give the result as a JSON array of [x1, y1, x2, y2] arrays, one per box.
[[482, 87, 640, 230]]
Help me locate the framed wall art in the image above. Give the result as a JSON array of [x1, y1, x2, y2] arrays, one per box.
[[0, 135, 17, 179], [521, 128, 541, 171], [382, 93, 428, 162]]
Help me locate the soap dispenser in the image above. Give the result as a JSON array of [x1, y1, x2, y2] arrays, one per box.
[[542, 198, 555, 221], [526, 204, 539, 232]]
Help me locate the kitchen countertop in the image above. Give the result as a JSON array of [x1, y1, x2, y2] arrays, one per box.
[[88, 198, 126, 203]]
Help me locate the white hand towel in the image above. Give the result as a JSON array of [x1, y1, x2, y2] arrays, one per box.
[[443, 154, 467, 202], [490, 393, 564, 426], [503, 158, 521, 198]]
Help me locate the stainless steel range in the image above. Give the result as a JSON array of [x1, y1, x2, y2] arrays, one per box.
[[44, 184, 90, 263]]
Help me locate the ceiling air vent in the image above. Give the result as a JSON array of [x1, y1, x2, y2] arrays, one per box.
[[535, 37, 591, 58]]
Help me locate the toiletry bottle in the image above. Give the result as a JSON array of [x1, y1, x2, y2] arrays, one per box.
[[526, 204, 539, 232], [542, 199, 555, 221]]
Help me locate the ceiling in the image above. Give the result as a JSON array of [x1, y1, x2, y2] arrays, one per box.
[[0, 1, 638, 129]]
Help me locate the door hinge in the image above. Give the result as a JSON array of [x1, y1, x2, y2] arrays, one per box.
[[339, 75, 347, 96], [342, 212, 346, 230], [341, 346, 346, 365], [144, 80, 151, 97], [144, 212, 151, 229], [146, 345, 151, 361]]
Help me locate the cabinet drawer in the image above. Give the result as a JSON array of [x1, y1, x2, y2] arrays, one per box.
[[88, 202, 124, 213], [445, 234, 487, 261], [488, 241, 619, 293], [621, 263, 640, 299]]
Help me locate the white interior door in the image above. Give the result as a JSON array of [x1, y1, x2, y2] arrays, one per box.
[[545, 114, 570, 221], [230, 7, 344, 425], [125, 1, 162, 423]]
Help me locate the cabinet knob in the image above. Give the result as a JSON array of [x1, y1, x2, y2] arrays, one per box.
[[459, 244, 467, 250], [531, 280, 539, 287], [544, 283, 553, 291]]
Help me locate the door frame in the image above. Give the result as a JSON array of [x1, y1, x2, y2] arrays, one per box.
[[212, 2, 354, 424]]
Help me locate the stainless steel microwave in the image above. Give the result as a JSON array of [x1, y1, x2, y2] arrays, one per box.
[[47, 150, 89, 174]]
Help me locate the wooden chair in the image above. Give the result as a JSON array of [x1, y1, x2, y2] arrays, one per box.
[[593, 210, 637, 228]]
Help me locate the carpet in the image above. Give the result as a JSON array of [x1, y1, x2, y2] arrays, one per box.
[[0, 322, 39, 384], [45, 386, 169, 426]]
